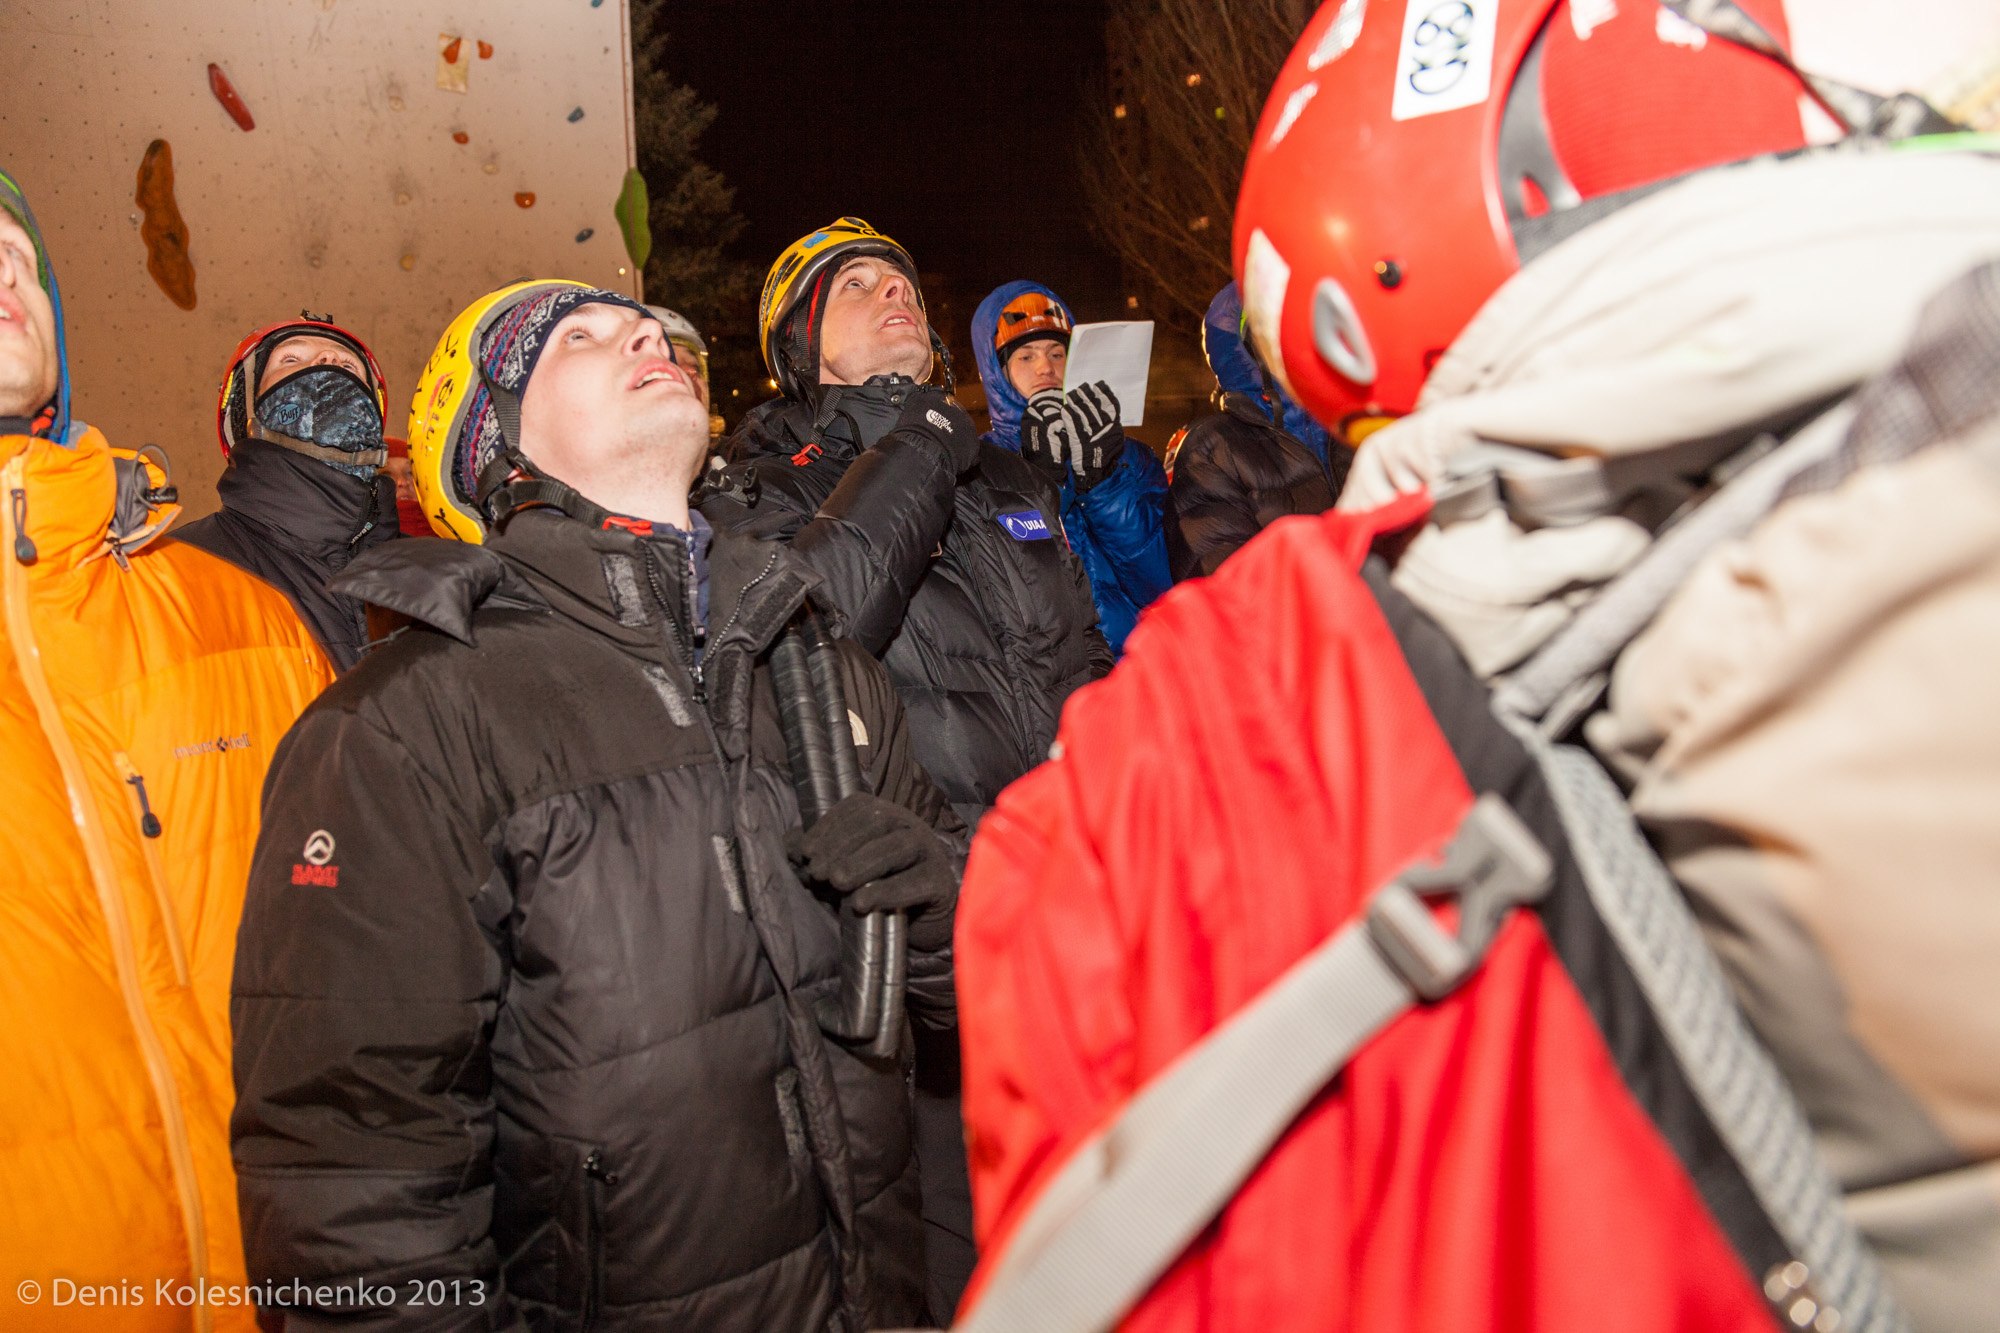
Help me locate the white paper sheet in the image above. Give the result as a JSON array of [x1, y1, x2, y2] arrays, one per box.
[[1062, 320, 1154, 427]]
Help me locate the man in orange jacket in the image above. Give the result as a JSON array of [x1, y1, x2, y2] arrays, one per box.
[[0, 167, 334, 1330]]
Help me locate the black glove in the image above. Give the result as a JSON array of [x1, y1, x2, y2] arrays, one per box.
[[787, 792, 958, 954], [885, 381, 980, 476], [1023, 381, 1123, 493]]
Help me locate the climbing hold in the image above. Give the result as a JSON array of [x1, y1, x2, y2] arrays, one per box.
[[400, 253, 416, 271], [452, 130, 469, 144], [437, 33, 469, 93], [482, 161, 498, 175], [575, 228, 594, 243], [388, 93, 405, 111], [208, 64, 255, 131], [567, 106, 585, 123], [135, 140, 196, 311], [477, 40, 493, 59], [613, 167, 652, 271], [591, 0, 604, 7], [394, 191, 411, 206], [515, 192, 536, 209]]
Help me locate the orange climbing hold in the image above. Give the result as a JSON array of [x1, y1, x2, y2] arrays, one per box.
[[135, 140, 196, 310], [208, 63, 255, 131], [514, 192, 536, 209], [452, 130, 469, 144], [442, 36, 462, 63], [477, 40, 493, 59]]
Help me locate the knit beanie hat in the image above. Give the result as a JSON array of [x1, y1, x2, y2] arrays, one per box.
[[455, 284, 652, 500]]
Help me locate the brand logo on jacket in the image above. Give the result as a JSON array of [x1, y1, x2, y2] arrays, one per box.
[[172, 731, 252, 760], [926, 409, 953, 434], [998, 509, 1053, 541], [292, 829, 339, 887]]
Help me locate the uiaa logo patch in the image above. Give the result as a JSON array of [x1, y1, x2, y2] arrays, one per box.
[[997, 509, 1053, 542]]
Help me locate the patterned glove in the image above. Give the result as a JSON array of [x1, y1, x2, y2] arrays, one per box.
[[1023, 382, 1123, 493], [1063, 381, 1123, 492]]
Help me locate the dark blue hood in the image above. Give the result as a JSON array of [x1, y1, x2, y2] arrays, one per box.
[[972, 279, 1073, 450], [1203, 282, 1330, 462], [0, 166, 74, 443]]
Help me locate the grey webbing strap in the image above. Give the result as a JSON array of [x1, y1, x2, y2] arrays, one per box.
[[955, 797, 1551, 1333], [1492, 400, 1856, 727], [1660, 0, 1885, 133]]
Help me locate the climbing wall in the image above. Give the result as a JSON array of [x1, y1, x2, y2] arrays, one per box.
[[0, 0, 641, 518]]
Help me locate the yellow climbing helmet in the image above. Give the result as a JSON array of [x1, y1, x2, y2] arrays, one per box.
[[758, 217, 946, 400], [405, 278, 593, 542]]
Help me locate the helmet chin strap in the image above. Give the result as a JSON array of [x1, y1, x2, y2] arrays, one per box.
[[472, 371, 615, 532]]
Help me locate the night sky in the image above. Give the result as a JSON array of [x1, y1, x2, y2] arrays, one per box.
[[665, 0, 1123, 359]]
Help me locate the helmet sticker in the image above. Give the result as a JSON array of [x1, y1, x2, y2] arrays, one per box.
[[1308, 0, 1368, 70], [1391, 0, 1502, 122], [1241, 229, 1296, 398], [1268, 80, 1321, 147]]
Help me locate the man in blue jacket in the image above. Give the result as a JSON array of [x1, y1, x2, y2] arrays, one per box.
[[971, 281, 1171, 654]]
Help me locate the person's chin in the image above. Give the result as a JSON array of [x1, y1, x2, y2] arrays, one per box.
[[630, 392, 709, 446]]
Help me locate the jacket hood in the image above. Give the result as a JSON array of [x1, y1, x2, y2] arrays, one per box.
[[0, 167, 74, 444], [973, 280, 1073, 450], [1204, 282, 1331, 462], [1, 428, 182, 571]]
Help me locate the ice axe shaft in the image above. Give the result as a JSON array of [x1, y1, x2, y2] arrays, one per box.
[[772, 610, 905, 1058]]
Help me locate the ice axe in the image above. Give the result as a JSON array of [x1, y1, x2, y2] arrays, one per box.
[[771, 607, 907, 1059]]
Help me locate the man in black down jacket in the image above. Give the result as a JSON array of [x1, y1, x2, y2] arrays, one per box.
[[175, 316, 398, 668], [700, 220, 1111, 1315], [1165, 282, 1351, 581], [232, 282, 964, 1331]]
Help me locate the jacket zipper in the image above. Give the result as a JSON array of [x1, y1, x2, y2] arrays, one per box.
[[582, 1148, 617, 1329], [3, 457, 213, 1330], [117, 753, 190, 988], [708, 548, 782, 653], [641, 545, 704, 704]]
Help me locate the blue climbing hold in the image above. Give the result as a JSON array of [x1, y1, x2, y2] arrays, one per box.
[[575, 228, 594, 243], [568, 106, 585, 123]]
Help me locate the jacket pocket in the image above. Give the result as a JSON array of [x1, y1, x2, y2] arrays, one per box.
[[580, 1147, 617, 1329]]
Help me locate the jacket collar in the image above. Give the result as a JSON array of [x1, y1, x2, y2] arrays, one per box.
[[331, 506, 821, 656], [1, 427, 181, 572], [216, 437, 397, 564]]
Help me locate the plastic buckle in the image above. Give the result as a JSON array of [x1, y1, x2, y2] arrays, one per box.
[[1365, 795, 1554, 1001]]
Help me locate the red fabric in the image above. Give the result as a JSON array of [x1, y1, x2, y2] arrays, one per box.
[[1543, 0, 1808, 201], [955, 498, 1772, 1331]]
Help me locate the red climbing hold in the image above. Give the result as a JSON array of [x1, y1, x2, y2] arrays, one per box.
[[442, 36, 463, 64], [515, 192, 537, 209], [452, 130, 470, 145], [477, 40, 494, 59], [208, 64, 255, 132]]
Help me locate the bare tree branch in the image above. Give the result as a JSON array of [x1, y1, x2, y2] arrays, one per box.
[[1081, 0, 1306, 323]]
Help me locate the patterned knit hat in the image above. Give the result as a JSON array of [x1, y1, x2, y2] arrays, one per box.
[[457, 284, 653, 499]]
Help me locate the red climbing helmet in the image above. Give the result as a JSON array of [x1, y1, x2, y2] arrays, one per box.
[[215, 315, 385, 458], [1234, 0, 1817, 432]]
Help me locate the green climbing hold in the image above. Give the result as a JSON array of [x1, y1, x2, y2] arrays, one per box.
[[613, 167, 651, 271]]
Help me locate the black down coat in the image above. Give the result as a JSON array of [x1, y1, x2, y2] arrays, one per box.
[[704, 392, 1111, 828], [231, 509, 962, 1332], [1164, 392, 1349, 582], [173, 437, 399, 669]]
